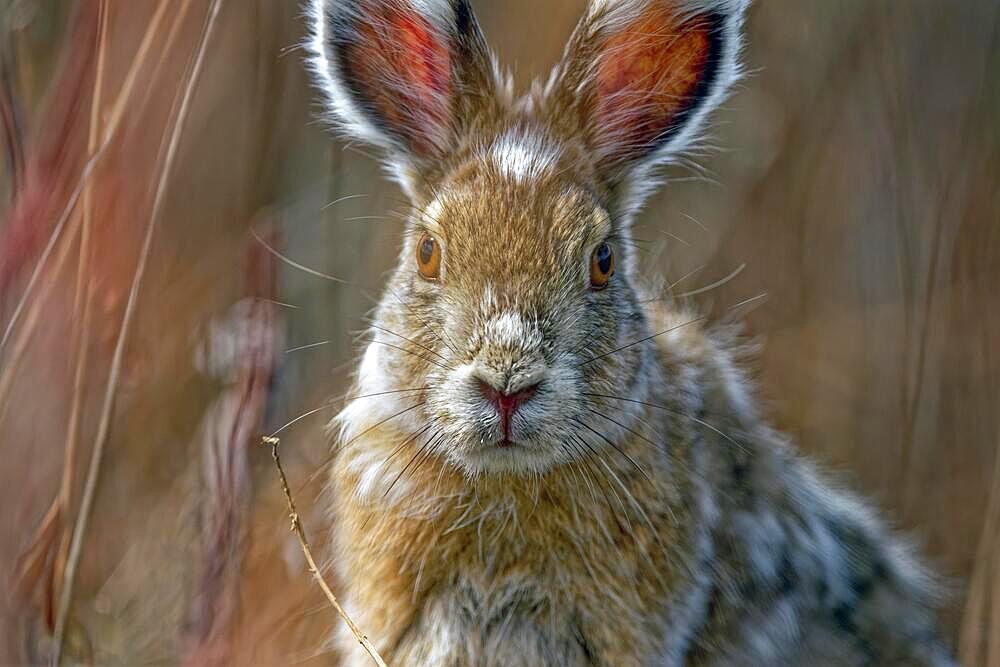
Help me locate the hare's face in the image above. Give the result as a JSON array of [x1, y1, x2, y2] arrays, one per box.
[[395, 150, 649, 474], [311, 0, 748, 475]]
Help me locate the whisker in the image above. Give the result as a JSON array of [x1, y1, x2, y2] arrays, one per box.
[[657, 229, 691, 247], [569, 417, 651, 484], [667, 264, 708, 290], [253, 225, 460, 360], [639, 265, 707, 304], [404, 432, 443, 489], [269, 405, 334, 439], [342, 215, 398, 224], [300, 391, 435, 491], [585, 408, 681, 529], [286, 340, 331, 354], [579, 317, 706, 366], [367, 324, 452, 366], [383, 423, 436, 468], [587, 408, 665, 456], [339, 386, 431, 403], [385, 289, 461, 357], [582, 392, 748, 454], [383, 430, 440, 499], [569, 432, 632, 537], [563, 438, 600, 507], [321, 193, 369, 211], [355, 426, 442, 521], [261, 297, 301, 310], [679, 211, 710, 234], [727, 292, 768, 313], [586, 406, 743, 511], [594, 455, 665, 552], [572, 432, 634, 536], [336, 400, 427, 453], [674, 263, 746, 299], [251, 228, 353, 286], [361, 338, 453, 372]]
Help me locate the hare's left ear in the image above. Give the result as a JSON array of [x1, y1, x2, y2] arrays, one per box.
[[308, 0, 498, 198], [545, 0, 749, 210]]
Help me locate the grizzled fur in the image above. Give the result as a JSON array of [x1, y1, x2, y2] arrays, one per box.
[[307, 0, 956, 664]]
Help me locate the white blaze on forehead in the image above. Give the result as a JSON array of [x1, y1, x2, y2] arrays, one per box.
[[488, 130, 558, 183]]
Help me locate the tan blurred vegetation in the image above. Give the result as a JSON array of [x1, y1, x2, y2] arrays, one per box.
[[0, 0, 997, 664]]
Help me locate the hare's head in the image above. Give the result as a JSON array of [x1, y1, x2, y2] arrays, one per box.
[[310, 0, 748, 477]]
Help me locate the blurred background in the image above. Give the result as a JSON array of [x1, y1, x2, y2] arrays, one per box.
[[0, 0, 997, 664]]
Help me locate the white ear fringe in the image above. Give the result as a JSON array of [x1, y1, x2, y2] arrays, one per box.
[[588, 0, 749, 29], [305, 0, 457, 186], [650, 0, 750, 159], [307, 0, 383, 151]]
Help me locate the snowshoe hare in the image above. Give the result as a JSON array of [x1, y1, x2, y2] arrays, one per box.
[[307, 0, 957, 664]]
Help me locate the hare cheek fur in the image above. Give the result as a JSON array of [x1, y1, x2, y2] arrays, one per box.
[[309, 0, 957, 665]]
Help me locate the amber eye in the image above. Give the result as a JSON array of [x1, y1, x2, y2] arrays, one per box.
[[416, 233, 441, 280], [590, 242, 615, 289]]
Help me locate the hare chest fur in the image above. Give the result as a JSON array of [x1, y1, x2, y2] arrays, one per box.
[[308, 0, 956, 664]]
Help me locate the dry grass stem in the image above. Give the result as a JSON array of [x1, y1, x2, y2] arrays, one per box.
[[12, 0, 111, 636], [263, 436, 388, 667], [51, 1, 226, 662], [12, 0, 197, 645], [0, 0, 193, 424], [0, 0, 173, 358], [50, 0, 111, 603]]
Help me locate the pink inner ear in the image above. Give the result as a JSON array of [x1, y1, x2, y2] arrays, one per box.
[[594, 6, 712, 165], [347, 3, 452, 155]]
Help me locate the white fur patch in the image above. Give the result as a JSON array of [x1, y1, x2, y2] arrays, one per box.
[[335, 341, 423, 447], [485, 310, 542, 351], [422, 196, 446, 231], [488, 131, 558, 183], [346, 441, 417, 502], [307, 0, 382, 150]]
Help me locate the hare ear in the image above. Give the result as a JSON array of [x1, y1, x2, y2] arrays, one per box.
[[546, 0, 749, 206], [309, 0, 496, 196]]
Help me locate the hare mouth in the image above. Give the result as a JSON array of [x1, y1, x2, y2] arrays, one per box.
[[479, 434, 524, 451]]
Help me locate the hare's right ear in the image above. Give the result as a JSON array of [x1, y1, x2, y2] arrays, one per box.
[[544, 0, 750, 211], [308, 0, 498, 197]]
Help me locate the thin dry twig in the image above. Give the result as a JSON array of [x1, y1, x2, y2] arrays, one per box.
[[51, 1, 226, 663], [263, 435, 388, 667]]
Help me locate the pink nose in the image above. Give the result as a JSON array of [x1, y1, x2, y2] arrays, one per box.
[[478, 381, 539, 444]]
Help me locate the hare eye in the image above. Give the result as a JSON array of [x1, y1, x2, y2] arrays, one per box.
[[416, 233, 441, 280], [590, 242, 615, 289]]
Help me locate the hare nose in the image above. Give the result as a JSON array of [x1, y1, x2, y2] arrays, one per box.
[[477, 380, 540, 443]]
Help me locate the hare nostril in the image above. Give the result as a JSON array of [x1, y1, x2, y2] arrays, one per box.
[[501, 384, 539, 412], [477, 380, 539, 411], [476, 379, 541, 443]]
